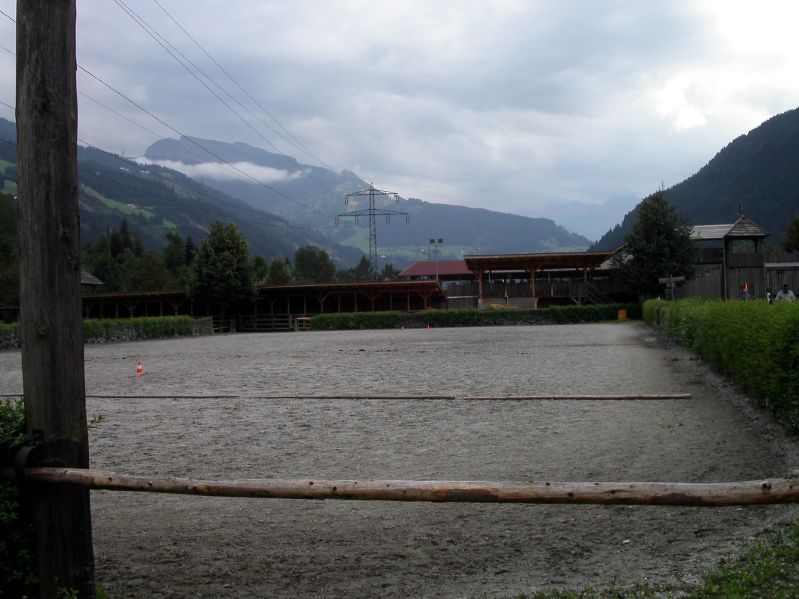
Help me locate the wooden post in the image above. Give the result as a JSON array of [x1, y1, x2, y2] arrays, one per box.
[[16, 1, 95, 597], [528, 263, 537, 308], [476, 267, 484, 306]]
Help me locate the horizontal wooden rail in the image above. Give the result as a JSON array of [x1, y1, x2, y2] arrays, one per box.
[[86, 394, 459, 400], [3, 467, 797, 506], [75, 393, 690, 401], [462, 394, 692, 401]]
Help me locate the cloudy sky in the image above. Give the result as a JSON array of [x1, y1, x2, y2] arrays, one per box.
[[2, 1, 799, 239]]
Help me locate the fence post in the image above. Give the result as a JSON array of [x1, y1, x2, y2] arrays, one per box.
[[16, 1, 96, 596]]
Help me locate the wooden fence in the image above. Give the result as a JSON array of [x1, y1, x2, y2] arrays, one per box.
[[5, 390, 799, 507]]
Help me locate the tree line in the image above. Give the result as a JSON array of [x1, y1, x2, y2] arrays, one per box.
[[0, 192, 400, 309]]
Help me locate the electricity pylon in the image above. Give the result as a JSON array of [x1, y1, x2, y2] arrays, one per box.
[[336, 184, 408, 277]]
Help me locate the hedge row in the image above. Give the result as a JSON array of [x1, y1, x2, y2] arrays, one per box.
[[0, 322, 17, 351], [644, 298, 799, 431], [83, 316, 212, 343], [0, 316, 213, 350], [311, 303, 641, 331]]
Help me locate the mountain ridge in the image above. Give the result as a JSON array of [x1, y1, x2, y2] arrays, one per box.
[[0, 118, 361, 265], [143, 135, 592, 261], [592, 106, 799, 250]]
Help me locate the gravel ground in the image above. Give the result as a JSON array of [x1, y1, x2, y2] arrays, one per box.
[[1, 322, 797, 598]]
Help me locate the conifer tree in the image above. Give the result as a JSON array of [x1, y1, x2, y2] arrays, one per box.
[[614, 191, 695, 295], [192, 221, 253, 309]]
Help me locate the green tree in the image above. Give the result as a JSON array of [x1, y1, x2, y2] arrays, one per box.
[[336, 256, 374, 282], [117, 249, 172, 291], [252, 256, 269, 284], [266, 257, 292, 285], [192, 221, 253, 309], [294, 245, 336, 283], [184, 235, 197, 265], [82, 218, 171, 292], [379, 263, 401, 281], [782, 216, 799, 252], [614, 190, 696, 295], [163, 231, 186, 274]]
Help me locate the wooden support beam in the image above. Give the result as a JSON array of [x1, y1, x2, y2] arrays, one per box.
[[10, 468, 799, 507], [16, 1, 95, 595]]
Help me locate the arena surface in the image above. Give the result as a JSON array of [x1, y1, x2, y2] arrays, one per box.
[[1, 322, 797, 598]]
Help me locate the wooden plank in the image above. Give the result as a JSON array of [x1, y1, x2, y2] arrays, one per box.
[[14, 468, 799, 507], [16, 1, 95, 595]]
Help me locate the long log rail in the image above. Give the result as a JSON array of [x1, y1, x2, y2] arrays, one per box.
[[1, 393, 693, 401], [3, 467, 799, 506]]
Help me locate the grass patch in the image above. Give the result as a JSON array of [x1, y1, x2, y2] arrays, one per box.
[[81, 184, 155, 218], [519, 520, 799, 598]]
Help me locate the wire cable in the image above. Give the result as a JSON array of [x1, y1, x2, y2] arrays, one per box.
[[2, 11, 336, 220], [113, 0, 336, 197], [78, 64, 334, 219], [151, 0, 336, 173]]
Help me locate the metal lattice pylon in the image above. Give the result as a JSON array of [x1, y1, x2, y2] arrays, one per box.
[[336, 184, 408, 277]]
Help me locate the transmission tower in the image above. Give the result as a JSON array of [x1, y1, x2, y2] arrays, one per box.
[[336, 184, 408, 277]]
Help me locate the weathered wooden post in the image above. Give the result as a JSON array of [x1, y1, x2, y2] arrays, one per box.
[[16, 1, 96, 596]]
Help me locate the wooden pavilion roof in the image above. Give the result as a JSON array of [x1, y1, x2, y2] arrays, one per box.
[[463, 250, 619, 272], [257, 279, 445, 296]]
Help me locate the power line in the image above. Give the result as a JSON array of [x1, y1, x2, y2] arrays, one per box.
[[0, 135, 327, 248], [150, 0, 336, 173], [78, 64, 334, 219], [112, 0, 335, 197], [78, 91, 248, 180], [2, 12, 336, 220]]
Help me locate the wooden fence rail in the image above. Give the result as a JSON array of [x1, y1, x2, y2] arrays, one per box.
[[3, 467, 798, 506], [3, 393, 693, 401]]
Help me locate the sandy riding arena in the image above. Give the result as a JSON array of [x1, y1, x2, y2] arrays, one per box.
[[1, 322, 797, 598]]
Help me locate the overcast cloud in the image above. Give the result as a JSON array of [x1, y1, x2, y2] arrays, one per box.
[[2, 1, 799, 239]]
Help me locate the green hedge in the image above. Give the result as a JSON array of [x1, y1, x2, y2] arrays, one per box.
[[311, 303, 641, 331], [0, 316, 213, 349], [644, 299, 799, 431], [83, 315, 209, 342]]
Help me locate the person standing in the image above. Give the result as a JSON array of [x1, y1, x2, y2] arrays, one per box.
[[775, 283, 796, 302]]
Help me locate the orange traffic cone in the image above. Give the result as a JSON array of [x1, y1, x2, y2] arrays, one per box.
[[136, 360, 143, 376]]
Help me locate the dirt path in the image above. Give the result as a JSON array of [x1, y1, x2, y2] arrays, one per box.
[[1, 322, 797, 598]]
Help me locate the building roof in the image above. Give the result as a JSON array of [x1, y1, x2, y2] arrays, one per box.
[[463, 250, 618, 272], [80, 270, 104, 286], [257, 279, 445, 296], [691, 216, 769, 241], [399, 259, 471, 278]]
